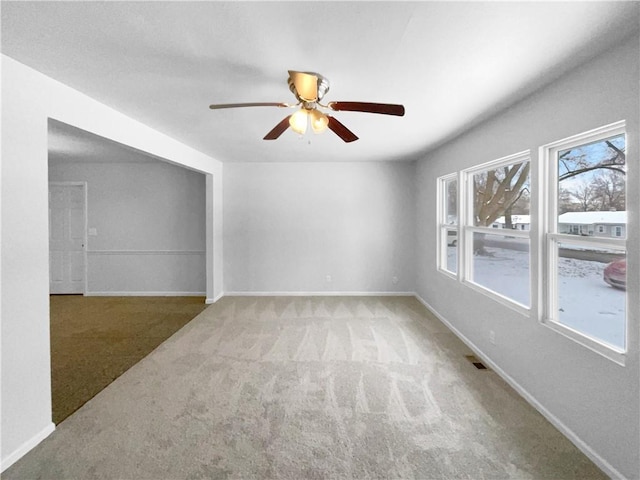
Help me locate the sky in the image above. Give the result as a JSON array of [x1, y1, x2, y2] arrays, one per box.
[[558, 133, 626, 193]]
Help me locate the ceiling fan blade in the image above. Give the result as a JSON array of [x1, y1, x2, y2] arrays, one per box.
[[288, 70, 318, 102], [327, 116, 358, 143], [328, 101, 405, 116], [263, 115, 292, 140], [209, 102, 290, 110]]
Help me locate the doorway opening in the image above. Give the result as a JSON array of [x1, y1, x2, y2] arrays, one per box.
[[47, 119, 208, 423]]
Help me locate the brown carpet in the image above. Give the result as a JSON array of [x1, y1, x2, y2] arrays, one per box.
[[50, 295, 207, 424]]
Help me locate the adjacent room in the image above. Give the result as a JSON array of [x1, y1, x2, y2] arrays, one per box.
[[47, 120, 209, 423], [1, 2, 638, 479]]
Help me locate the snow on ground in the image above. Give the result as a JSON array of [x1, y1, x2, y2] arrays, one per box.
[[446, 246, 625, 349], [472, 250, 530, 306], [556, 257, 625, 348]]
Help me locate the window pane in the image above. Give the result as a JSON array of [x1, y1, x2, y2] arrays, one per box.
[[473, 161, 530, 228], [471, 232, 530, 306], [444, 228, 458, 273], [557, 243, 626, 349], [445, 178, 458, 225], [557, 134, 626, 238]]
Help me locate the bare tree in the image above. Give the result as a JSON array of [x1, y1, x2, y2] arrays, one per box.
[[473, 162, 530, 253], [560, 138, 626, 212], [469, 137, 624, 255], [558, 140, 625, 182], [558, 186, 577, 214], [474, 162, 530, 227], [569, 181, 596, 211], [446, 179, 458, 223], [591, 169, 625, 211]]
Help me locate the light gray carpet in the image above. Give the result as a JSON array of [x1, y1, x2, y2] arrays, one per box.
[[5, 296, 605, 479]]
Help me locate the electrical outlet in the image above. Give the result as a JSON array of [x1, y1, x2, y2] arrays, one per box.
[[392, 276, 399, 284], [325, 275, 332, 283], [489, 330, 496, 345]]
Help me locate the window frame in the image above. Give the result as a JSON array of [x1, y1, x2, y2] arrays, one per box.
[[460, 150, 532, 315], [540, 120, 627, 364], [436, 173, 459, 279]]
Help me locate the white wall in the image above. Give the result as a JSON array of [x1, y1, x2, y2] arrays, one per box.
[[49, 160, 206, 295], [224, 162, 415, 294], [0, 55, 223, 471], [415, 36, 639, 478]]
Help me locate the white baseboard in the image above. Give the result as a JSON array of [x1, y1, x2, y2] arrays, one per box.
[[84, 291, 206, 297], [205, 292, 224, 304], [223, 291, 415, 297], [86, 250, 205, 256], [412, 294, 624, 480], [1, 422, 55, 473]]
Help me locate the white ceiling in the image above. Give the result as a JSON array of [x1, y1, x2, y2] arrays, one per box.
[[48, 119, 159, 164], [3, 2, 639, 163]]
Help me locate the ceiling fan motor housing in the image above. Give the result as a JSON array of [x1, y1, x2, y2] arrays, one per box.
[[288, 71, 330, 102]]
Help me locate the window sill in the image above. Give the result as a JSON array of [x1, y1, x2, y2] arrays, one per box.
[[462, 279, 530, 318], [542, 318, 626, 366], [437, 268, 458, 281]]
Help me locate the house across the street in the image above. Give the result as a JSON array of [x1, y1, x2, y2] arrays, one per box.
[[558, 211, 627, 238], [491, 214, 531, 231]]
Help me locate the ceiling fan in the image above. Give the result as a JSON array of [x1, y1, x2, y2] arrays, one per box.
[[209, 70, 405, 143]]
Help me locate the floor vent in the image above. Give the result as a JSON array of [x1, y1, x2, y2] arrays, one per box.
[[465, 355, 488, 370]]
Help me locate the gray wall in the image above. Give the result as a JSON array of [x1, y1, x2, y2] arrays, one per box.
[[224, 162, 415, 294], [49, 160, 206, 294], [415, 36, 639, 478]]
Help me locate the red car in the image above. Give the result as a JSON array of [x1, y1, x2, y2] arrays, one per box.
[[603, 258, 626, 290]]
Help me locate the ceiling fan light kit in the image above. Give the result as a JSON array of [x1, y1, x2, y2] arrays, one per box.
[[209, 70, 404, 143], [289, 109, 308, 135], [309, 109, 329, 134]]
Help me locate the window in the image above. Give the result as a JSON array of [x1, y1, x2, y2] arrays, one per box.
[[462, 151, 531, 310], [437, 174, 458, 275], [543, 122, 626, 360]]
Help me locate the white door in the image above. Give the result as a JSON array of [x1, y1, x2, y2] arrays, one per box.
[[49, 183, 86, 294]]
